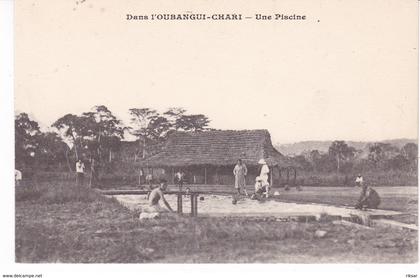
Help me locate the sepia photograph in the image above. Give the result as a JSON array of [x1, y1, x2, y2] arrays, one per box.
[[7, 0, 419, 267]]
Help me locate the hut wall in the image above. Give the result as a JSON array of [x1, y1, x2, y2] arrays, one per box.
[[142, 164, 290, 186]]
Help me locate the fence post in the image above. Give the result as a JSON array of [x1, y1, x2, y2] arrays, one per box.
[[190, 193, 198, 216], [177, 193, 183, 214]]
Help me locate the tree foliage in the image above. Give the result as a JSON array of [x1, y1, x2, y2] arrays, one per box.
[[328, 141, 356, 173], [15, 113, 41, 165], [129, 107, 211, 158], [175, 114, 210, 132]]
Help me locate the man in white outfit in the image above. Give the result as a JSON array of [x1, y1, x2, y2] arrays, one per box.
[[15, 169, 22, 186], [76, 159, 85, 186], [258, 159, 270, 198]]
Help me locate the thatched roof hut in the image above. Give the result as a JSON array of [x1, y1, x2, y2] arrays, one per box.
[[138, 129, 297, 185], [139, 129, 293, 167]]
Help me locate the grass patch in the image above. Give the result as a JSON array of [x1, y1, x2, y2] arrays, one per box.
[[15, 182, 112, 204]]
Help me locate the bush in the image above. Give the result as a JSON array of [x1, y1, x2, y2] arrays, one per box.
[[15, 185, 45, 202], [15, 182, 108, 204]]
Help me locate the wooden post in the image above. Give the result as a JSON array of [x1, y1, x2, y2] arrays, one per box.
[[204, 167, 207, 185], [270, 166, 273, 187], [177, 193, 183, 214], [195, 195, 198, 215], [275, 166, 280, 188], [190, 194, 195, 216], [279, 167, 282, 186], [171, 168, 174, 184], [194, 194, 198, 216], [190, 194, 198, 216], [138, 168, 142, 186]]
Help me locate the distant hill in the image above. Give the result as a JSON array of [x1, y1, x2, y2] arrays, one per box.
[[275, 139, 417, 156]]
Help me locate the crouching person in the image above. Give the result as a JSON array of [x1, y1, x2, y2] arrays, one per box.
[[140, 179, 174, 219], [355, 184, 381, 210], [251, 176, 269, 200]]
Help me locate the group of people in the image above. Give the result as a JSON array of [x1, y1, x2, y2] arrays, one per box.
[[233, 158, 270, 200], [16, 155, 381, 212], [233, 159, 381, 209], [22, 157, 380, 214], [74, 158, 382, 212]]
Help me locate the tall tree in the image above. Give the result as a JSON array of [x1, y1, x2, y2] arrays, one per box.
[[175, 114, 210, 132], [128, 108, 160, 158], [401, 143, 418, 161], [164, 107, 186, 130], [401, 143, 418, 172], [147, 116, 171, 141], [368, 142, 399, 169], [328, 141, 356, 173], [15, 113, 41, 166], [82, 105, 124, 162], [308, 149, 322, 171], [36, 132, 70, 171], [82, 105, 124, 185], [52, 114, 87, 160], [52, 106, 123, 184]]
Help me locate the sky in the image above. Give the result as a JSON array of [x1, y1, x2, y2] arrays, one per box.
[[15, 0, 418, 144]]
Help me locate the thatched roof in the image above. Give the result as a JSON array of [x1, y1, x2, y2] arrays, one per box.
[[138, 129, 294, 167]]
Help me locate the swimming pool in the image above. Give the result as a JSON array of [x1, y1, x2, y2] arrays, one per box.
[[113, 193, 401, 218]]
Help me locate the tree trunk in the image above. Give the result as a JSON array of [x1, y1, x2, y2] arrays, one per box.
[[142, 137, 146, 159], [90, 158, 100, 188], [336, 155, 340, 174], [97, 132, 102, 162], [72, 136, 79, 160], [89, 156, 93, 187], [65, 148, 72, 172]]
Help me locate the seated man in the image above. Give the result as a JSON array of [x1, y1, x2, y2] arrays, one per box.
[[143, 179, 174, 214], [355, 184, 381, 210]]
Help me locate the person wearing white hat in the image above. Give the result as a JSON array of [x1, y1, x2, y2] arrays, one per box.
[[258, 159, 270, 198]]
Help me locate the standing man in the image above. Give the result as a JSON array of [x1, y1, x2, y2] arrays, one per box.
[[174, 171, 185, 191], [146, 173, 153, 187], [233, 159, 248, 195], [355, 173, 364, 186], [76, 159, 85, 186], [15, 169, 22, 186], [258, 159, 270, 198]]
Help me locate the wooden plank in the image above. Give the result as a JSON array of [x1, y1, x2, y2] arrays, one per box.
[[372, 219, 418, 231], [332, 220, 373, 230], [99, 189, 210, 195]]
